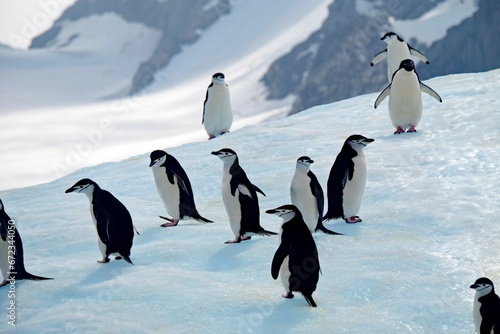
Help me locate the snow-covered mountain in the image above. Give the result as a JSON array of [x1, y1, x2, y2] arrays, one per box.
[[0, 1, 331, 190], [263, 0, 500, 114], [0, 69, 498, 332]]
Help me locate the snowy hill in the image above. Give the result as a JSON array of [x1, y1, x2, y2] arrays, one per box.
[[0, 69, 498, 332]]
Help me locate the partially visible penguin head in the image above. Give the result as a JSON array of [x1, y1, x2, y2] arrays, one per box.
[[211, 148, 237, 163], [65, 178, 97, 194], [470, 277, 495, 297], [346, 134, 375, 151], [296, 156, 313, 171], [399, 59, 415, 72], [149, 150, 168, 168], [381, 32, 403, 43], [266, 204, 300, 223], [212, 72, 226, 84]]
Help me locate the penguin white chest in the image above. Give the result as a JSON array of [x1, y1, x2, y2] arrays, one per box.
[[291, 174, 317, 233], [0, 238, 9, 279], [279, 255, 291, 292], [152, 167, 181, 219], [89, 201, 107, 257], [389, 73, 422, 128], [204, 85, 233, 135], [387, 42, 411, 81], [221, 172, 242, 236], [343, 154, 367, 217]]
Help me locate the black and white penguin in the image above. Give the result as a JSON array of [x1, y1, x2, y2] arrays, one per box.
[[202, 72, 233, 139], [371, 32, 429, 82], [470, 277, 500, 333], [65, 179, 135, 264], [266, 205, 320, 307], [211, 148, 277, 243], [0, 199, 52, 287], [323, 135, 374, 224], [149, 150, 213, 227], [290, 156, 342, 235], [374, 59, 442, 134]]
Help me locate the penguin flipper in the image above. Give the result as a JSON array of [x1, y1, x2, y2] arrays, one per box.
[[308, 171, 324, 219], [374, 83, 391, 108], [271, 243, 288, 280], [420, 82, 442, 103], [409, 47, 429, 64], [370, 49, 387, 66]]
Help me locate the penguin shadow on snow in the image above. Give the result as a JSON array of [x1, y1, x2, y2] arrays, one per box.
[[77, 260, 129, 286], [205, 240, 258, 272]]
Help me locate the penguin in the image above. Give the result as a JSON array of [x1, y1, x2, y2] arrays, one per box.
[[290, 156, 342, 235], [470, 277, 500, 333], [65, 179, 135, 264], [323, 135, 374, 224], [149, 150, 213, 227], [370, 32, 429, 82], [202, 72, 233, 139], [211, 148, 277, 243], [0, 199, 53, 287], [266, 205, 320, 307], [374, 59, 442, 134]]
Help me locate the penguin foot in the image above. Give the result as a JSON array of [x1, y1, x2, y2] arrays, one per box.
[[225, 235, 251, 244], [345, 216, 362, 223], [208, 134, 216, 140], [240, 235, 251, 241], [407, 126, 417, 133], [394, 127, 405, 134], [282, 292, 294, 299], [97, 257, 110, 264], [0, 279, 8, 287], [160, 217, 179, 227]]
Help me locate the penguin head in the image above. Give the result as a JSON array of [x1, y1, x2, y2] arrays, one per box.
[[346, 135, 375, 151], [211, 148, 237, 165], [212, 72, 226, 85], [470, 277, 495, 297], [65, 178, 97, 194], [266, 204, 299, 223], [381, 32, 403, 43], [399, 59, 415, 72], [149, 150, 168, 167], [296, 156, 313, 171]]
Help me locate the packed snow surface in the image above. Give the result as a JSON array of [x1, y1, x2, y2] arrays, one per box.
[[0, 69, 498, 333]]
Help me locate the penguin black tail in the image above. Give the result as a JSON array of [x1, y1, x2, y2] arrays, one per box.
[[121, 254, 134, 265], [19, 272, 53, 281], [191, 212, 214, 224], [316, 221, 343, 235], [303, 294, 317, 308], [259, 229, 278, 236]]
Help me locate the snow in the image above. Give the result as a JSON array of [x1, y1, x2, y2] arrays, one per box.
[[0, 68, 499, 332], [390, 0, 478, 47], [0, 0, 332, 191]]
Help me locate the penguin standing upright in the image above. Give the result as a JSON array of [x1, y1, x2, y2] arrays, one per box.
[[65, 179, 135, 264], [0, 199, 53, 287], [211, 148, 277, 243], [149, 150, 213, 227], [266, 205, 320, 307], [290, 156, 342, 235], [324, 135, 374, 224], [470, 277, 500, 333], [202, 72, 233, 139], [370, 32, 429, 82], [374, 59, 442, 134]]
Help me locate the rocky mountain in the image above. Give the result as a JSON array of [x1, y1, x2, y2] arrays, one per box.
[[30, 0, 234, 94], [262, 0, 500, 114]]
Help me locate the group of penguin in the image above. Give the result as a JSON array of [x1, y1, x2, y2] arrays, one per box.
[[1, 32, 499, 331]]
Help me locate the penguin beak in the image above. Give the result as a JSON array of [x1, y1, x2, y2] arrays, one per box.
[[363, 138, 375, 145], [149, 159, 158, 167], [265, 209, 278, 215], [470, 284, 479, 289], [211, 151, 221, 156], [65, 187, 75, 193]]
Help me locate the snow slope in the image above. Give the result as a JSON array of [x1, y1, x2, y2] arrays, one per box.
[[0, 0, 332, 191], [0, 69, 498, 333]]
